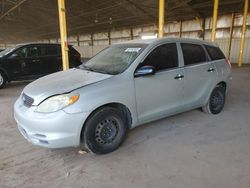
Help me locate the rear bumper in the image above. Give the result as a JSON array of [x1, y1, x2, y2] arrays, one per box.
[[14, 96, 89, 148], [227, 76, 233, 93], [226, 75, 233, 94]]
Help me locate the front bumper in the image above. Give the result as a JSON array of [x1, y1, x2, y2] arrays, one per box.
[[14, 96, 89, 148]]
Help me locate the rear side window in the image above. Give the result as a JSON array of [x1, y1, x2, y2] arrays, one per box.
[[46, 46, 58, 56], [181, 43, 207, 66], [205, 45, 225, 60], [142, 43, 178, 71], [15, 47, 29, 58]]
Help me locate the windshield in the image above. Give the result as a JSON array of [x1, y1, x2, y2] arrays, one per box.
[[0, 47, 16, 57], [79, 44, 146, 75]]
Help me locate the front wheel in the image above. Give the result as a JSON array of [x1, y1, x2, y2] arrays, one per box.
[[202, 85, 226, 114], [0, 71, 7, 89], [83, 107, 127, 154]]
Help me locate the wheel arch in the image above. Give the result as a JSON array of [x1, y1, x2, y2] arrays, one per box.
[[0, 67, 10, 81], [80, 102, 132, 142], [203, 81, 227, 106], [217, 81, 227, 90]]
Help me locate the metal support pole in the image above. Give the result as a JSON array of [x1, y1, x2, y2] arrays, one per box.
[[158, 0, 165, 38], [90, 33, 94, 57], [58, 0, 69, 70], [227, 13, 235, 60], [90, 33, 94, 46], [108, 31, 111, 45], [77, 35, 80, 47], [130, 28, 134, 40], [202, 18, 206, 40], [179, 21, 182, 38], [211, 0, 219, 42], [238, 0, 249, 67]]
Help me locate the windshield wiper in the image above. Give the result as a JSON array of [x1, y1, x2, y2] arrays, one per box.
[[78, 64, 94, 71], [78, 64, 111, 75], [92, 69, 111, 75]]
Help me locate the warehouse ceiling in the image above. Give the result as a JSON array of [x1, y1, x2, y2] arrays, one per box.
[[0, 0, 246, 43]]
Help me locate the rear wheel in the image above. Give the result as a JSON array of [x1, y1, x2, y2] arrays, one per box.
[[202, 85, 226, 114], [83, 107, 127, 154], [0, 71, 7, 89]]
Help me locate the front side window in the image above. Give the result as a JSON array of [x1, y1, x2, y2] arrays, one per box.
[[15, 47, 29, 58], [141, 43, 178, 71], [79, 44, 146, 75], [181, 43, 207, 66]]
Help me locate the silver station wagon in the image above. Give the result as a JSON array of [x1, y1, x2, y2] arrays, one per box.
[[14, 38, 232, 154]]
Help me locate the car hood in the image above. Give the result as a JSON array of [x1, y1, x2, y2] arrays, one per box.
[[23, 68, 113, 105]]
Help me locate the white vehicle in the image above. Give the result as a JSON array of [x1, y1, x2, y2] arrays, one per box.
[[14, 38, 232, 154]]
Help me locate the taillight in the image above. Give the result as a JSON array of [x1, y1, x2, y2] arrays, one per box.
[[74, 53, 81, 60], [225, 59, 231, 67]]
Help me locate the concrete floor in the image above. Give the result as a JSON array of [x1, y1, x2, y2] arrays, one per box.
[[0, 67, 250, 188]]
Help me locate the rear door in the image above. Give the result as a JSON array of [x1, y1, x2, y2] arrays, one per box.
[[40, 45, 60, 74], [181, 43, 217, 108], [25, 45, 43, 75], [134, 43, 185, 123], [205, 45, 228, 74]]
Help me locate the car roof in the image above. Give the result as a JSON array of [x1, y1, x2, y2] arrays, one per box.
[[14, 43, 73, 48], [115, 38, 218, 47]]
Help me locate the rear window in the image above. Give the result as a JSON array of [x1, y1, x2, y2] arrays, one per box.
[[181, 43, 207, 66], [69, 46, 79, 55], [205, 45, 225, 61]]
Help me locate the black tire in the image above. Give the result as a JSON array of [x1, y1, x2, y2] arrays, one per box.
[[83, 107, 127, 154], [202, 85, 226, 114], [0, 71, 7, 89]]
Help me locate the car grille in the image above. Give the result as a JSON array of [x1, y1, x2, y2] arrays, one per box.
[[22, 93, 34, 107]]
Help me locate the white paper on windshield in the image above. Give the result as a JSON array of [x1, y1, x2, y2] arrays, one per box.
[[125, 48, 141, 53]]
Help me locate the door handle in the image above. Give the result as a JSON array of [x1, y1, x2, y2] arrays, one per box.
[[174, 74, 184, 80], [207, 68, 215, 72]]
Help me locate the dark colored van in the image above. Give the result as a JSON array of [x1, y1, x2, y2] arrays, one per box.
[[0, 43, 82, 88]]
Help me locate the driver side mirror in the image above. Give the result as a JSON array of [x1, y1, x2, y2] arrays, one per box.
[[134, 66, 155, 77]]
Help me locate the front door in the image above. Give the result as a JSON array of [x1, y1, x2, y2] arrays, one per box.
[[134, 43, 185, 123], [40, 45, 60, 74], [5, 46, 30, 79]]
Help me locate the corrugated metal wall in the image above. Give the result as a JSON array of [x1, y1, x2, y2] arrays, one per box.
[[71, 13, 250, 64], [215, 38, 250, 64], [1, 13, 249, 64]]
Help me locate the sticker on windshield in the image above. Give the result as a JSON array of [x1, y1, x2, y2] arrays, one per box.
[[125, 48, 141, 53]]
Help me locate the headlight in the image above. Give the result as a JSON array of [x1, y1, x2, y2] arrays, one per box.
[[35, 93, 79, 113]]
